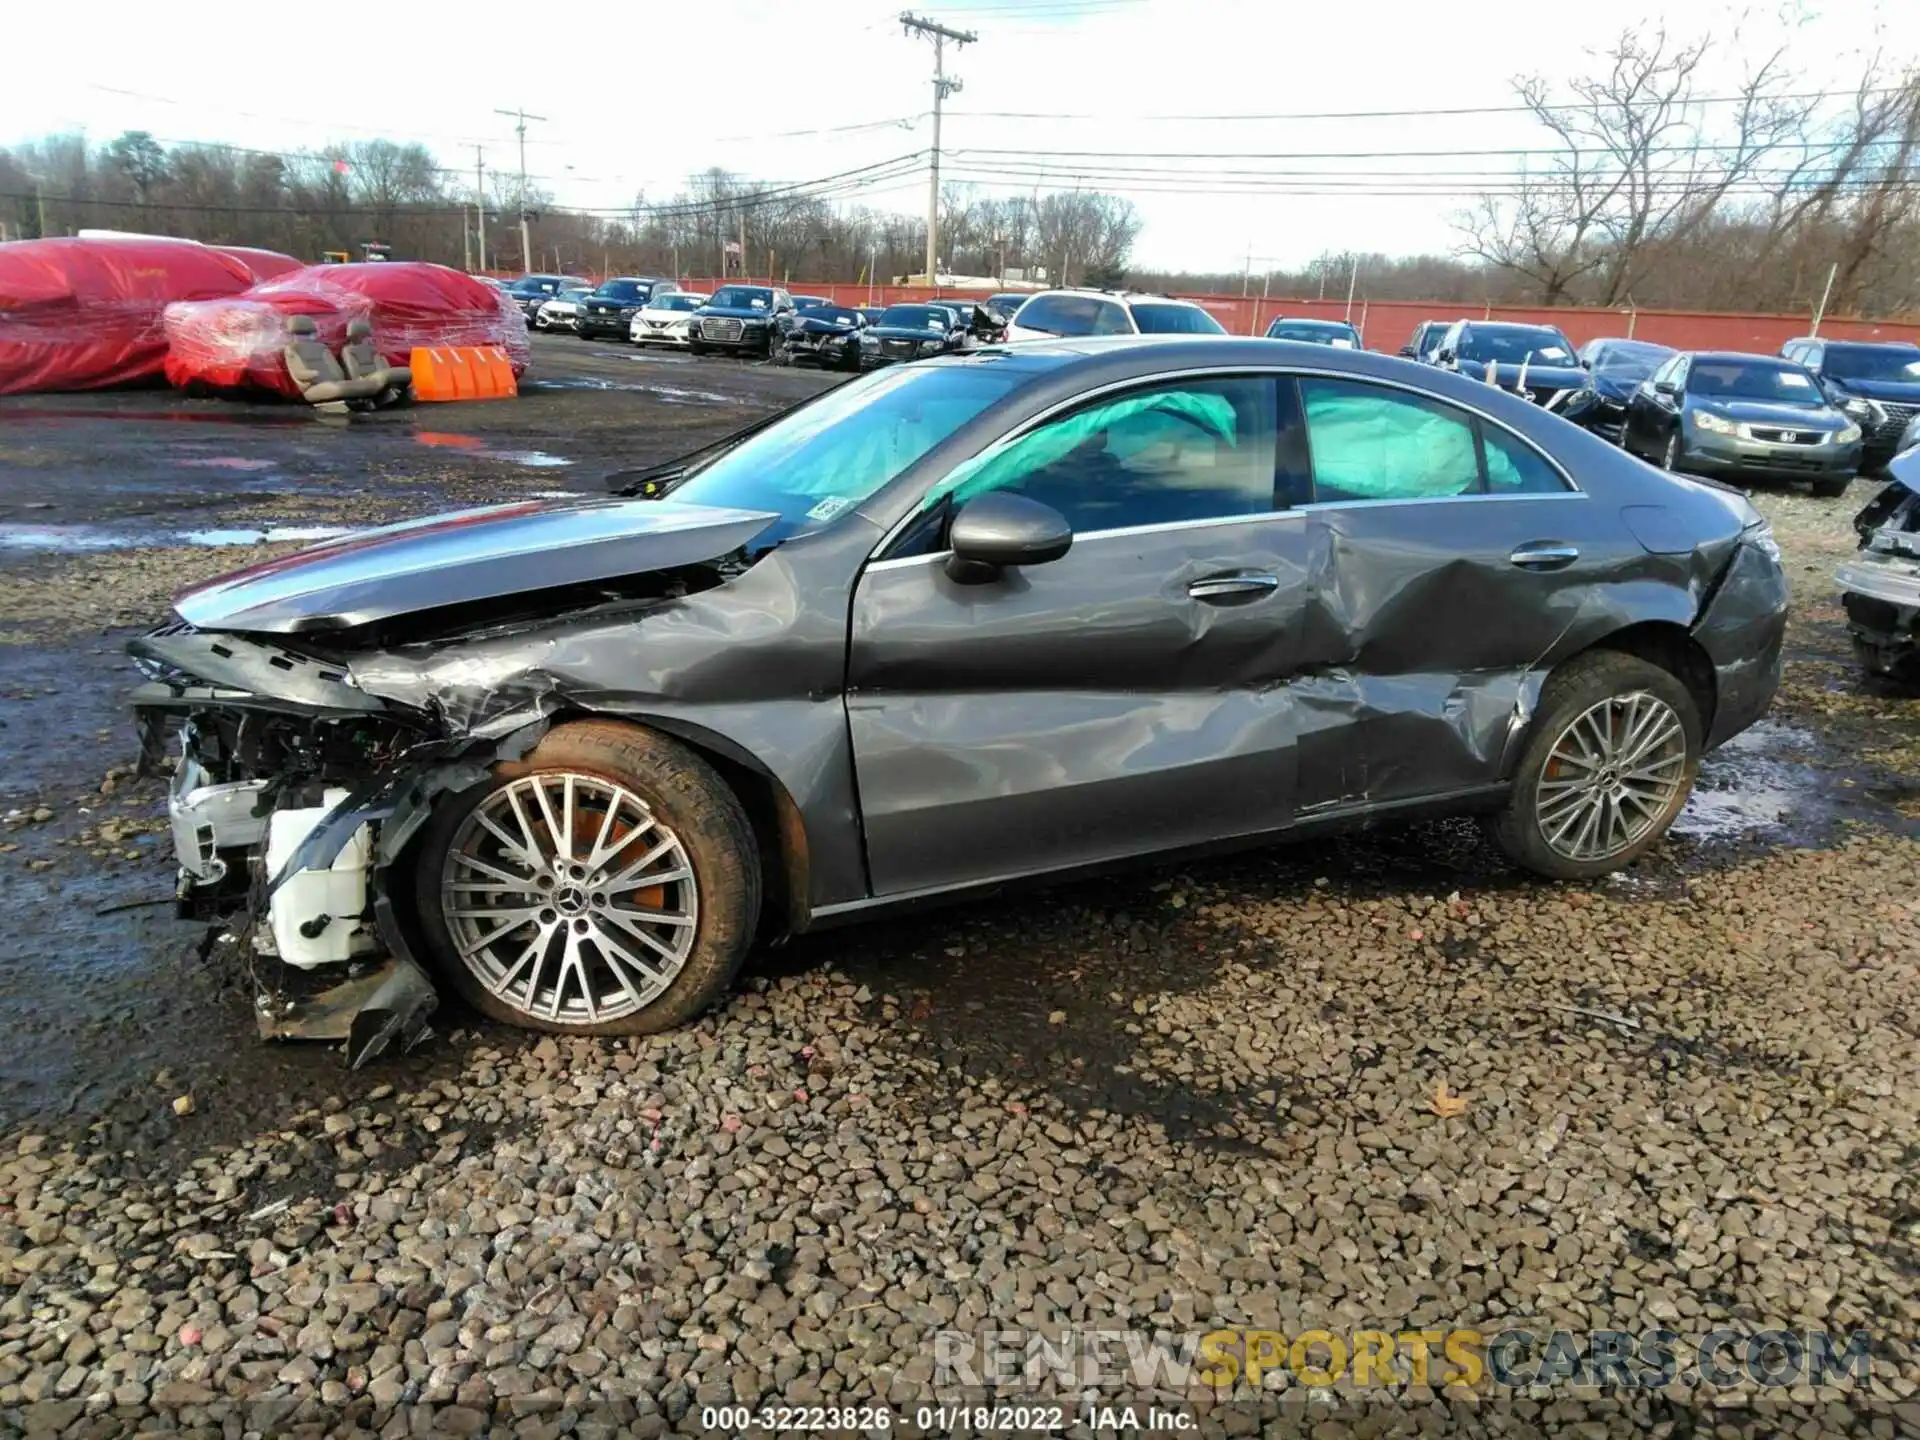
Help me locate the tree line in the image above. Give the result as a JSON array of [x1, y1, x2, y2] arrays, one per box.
[[2, 30, 1914, 316], [0, 135, 1142, 290]]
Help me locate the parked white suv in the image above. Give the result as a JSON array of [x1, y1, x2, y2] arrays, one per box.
[[1002, 290, 1225, 342]]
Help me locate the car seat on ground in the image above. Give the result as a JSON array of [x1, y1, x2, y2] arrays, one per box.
[[339, 318, 412, 406], [282, 314, 383, 413]]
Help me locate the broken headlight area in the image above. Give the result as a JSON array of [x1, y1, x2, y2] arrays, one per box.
[[129, 624, 457, 1065]]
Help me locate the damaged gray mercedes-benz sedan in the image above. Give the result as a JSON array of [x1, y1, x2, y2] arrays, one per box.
[[129, 336, 1789, 1051]]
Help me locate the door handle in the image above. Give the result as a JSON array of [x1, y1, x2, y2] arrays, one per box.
[[1509, 542, 1579, 570], [1187, 573, 1281, 602]]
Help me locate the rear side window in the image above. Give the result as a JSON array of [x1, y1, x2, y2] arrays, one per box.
[[1300, 379, 1480, 500], [1014, 294, 1132, 337], [1297, 378, 1568, 501]]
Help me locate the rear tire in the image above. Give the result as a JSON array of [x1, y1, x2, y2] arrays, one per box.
[[412, 721, 759, 1035], [1488, 651, 1701, 880]]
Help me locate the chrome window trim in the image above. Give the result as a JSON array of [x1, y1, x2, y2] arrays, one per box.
[[867, 362, 1581, 564], [863, 508, 1308, 574]]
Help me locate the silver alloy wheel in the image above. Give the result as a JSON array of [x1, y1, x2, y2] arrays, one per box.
[[1535, 691, 1688, 863], [441, 773, 698, 1025]]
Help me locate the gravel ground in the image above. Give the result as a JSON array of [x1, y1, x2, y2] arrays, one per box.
[[1, 343, 1918, 1436]]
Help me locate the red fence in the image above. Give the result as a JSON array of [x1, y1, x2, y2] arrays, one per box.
[[510, 271, 1919, 353]]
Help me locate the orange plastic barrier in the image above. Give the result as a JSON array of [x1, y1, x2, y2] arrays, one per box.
[[410, 345, 518, 402]]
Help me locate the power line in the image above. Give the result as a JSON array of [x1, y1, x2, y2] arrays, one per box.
[[944, 87, 1908, 123]]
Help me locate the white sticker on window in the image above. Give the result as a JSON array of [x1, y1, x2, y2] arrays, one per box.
[[807, 495, 853, 522], [1779, 371, 1813, 388]]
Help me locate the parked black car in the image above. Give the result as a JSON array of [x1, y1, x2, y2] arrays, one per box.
[[130, 337, 1787, 1045], [1622, 351, 1862, 496], [1779, 338, 1920, 472], [1265, 317, 1361, 348], [1400, 320, 1458, 363], [1551, 338, 1676, 443], [778, 304, 867, 370], [688, 285, 794, 357], [503, 274, 572, 321], [857, 303, 967, 367], [577, 277, 676, 340], [1436, 322, 1586, 408]]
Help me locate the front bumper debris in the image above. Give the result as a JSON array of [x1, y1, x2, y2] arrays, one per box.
[[255, 953, 438, 1068]]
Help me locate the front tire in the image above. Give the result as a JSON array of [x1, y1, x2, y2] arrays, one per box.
[[1488, 651, 1701, 880], [1811, 474, 1851, 498], [412, 721, 759, 1035], [689, 338, 708, 356]]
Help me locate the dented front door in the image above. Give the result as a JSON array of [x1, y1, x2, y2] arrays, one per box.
[[847, 515, 1318, 896]]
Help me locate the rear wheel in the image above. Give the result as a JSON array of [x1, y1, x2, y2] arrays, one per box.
[[1488, 651, 1701, 880], [412, 721, 759, 1034]]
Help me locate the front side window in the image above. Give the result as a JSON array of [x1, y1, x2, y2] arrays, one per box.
[[927, 377, 1282, 534]]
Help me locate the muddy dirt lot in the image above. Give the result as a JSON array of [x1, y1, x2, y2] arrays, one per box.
[[1, 334, 1918, 1436]]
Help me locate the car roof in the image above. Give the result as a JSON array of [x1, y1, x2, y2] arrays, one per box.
[[1688, 350, 1800, 364], [1802, 337, 1920, 350], [1269, 317, 1356, 326]]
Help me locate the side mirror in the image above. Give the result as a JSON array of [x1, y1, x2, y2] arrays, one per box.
[[1397, 344, 1417, 358], [945, 493, 1073, 582], [1653, 379, 1678, 396]]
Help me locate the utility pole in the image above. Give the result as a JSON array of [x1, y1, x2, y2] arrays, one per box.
[[1241, 244, 1252, 298], [1810, 261, 1838, 336], [901, 12, 975, 286], [473, 148, 487, 273], [495, 108, 546, 273]]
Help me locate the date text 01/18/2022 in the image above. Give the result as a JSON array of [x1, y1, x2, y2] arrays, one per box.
[[699, 1404, 1194, 1431]]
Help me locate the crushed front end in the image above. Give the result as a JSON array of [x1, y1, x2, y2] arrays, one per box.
[[1837, 456, 1920, 677], [130, 624, 448, 1066]]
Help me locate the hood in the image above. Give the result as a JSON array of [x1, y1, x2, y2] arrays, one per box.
[[1591, 369, 1652, 402], [1693, 397, 1840, 426], [1826, 377, 1920, 403], [698, 304, 774, 320], [869, 325, 944, 342], [790, 313, 861, 336], [172, 498, 778, 636]]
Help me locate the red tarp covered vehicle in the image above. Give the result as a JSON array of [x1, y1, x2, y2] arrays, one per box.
[[0, 236, 297, 396], [163, 262, 530, 398]]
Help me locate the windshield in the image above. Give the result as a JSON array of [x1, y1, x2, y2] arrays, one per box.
[[709, 287, 773, 310], [1267, 320, 1358, 344], [1590, 341, 1672, 381], [670, 363, 1025, 545], [653, 295, 701, 312], [1689, 359, 1825, 405], [1458, 327, 1573, 364], [1822, 344, 1920, 383], [593, 280, 651, 301], [801, 306, 861, 325], [879, 305, 945, 330], [1132, 303, 1226, 335]]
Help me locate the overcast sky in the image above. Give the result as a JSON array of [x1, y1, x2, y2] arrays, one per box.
[[3, 0, 1902, 272]]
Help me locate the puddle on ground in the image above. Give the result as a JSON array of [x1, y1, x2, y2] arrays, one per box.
[[525, 377, 740, 405], [0, 523, 350, 553], [178, 456, 278, 471], [1676, 721, 1833, 845], [412, 432, 573, 467]]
